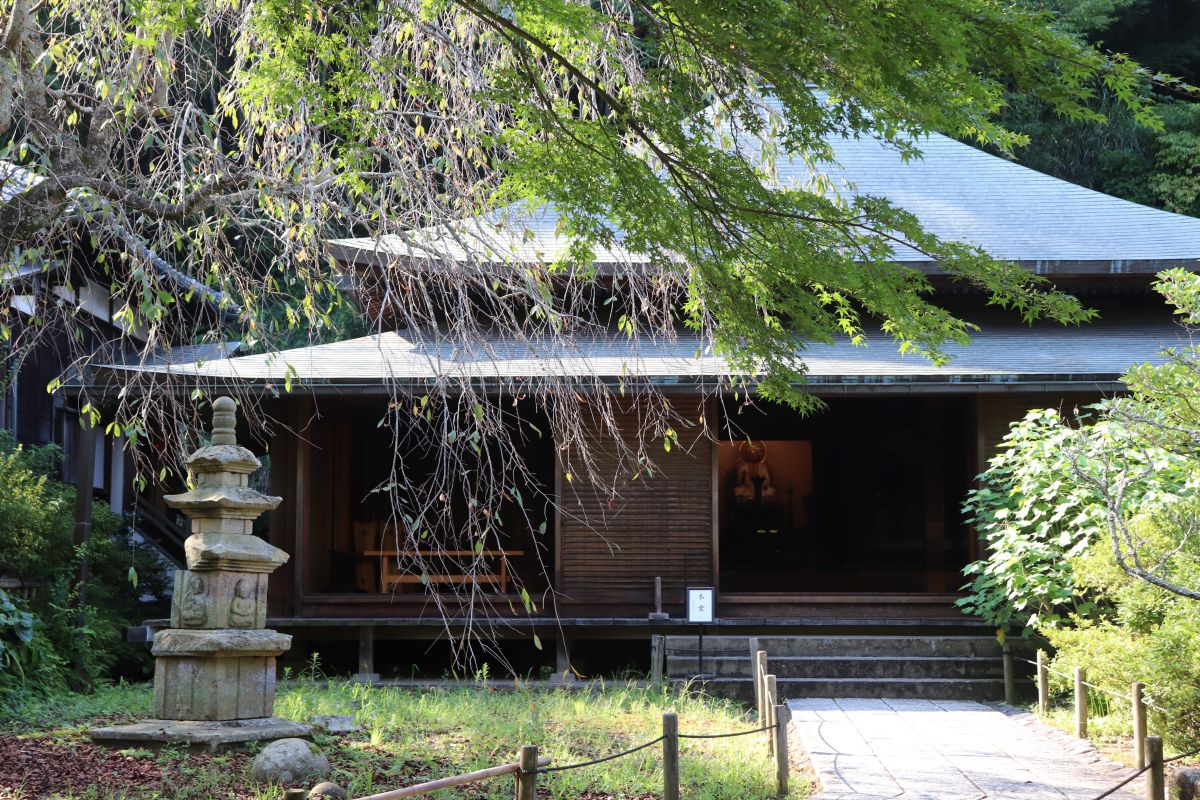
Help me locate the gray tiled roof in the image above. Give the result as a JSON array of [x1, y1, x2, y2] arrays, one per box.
[[327, 206, 649, 269], [116, 341, 242, 368], [105, 319, 1186, 387], [328, 99, 1200, 273], [771, 114, 1200, 268]]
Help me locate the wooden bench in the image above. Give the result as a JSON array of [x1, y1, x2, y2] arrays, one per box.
[[364, 549, 525, 594]]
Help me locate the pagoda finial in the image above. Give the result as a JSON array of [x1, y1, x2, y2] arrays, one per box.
[[211, 396, 237, 446]]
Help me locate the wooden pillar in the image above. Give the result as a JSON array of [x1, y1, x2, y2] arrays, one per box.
[[293, 398, 311, 606], [72, 416, 97, 544], [766, 674, 778, 758], [756, 650, 769, 723], [967, 396, 982, 563], [267, 418, 296, 617], [70, 416, 98, 689], [650, 635, 665, 684], [332, 418, 352, 555], [551, 636, 576, 686], [923, 400, 947, 592], [353, 626, 379, 684], [710, 400, 720, 593]]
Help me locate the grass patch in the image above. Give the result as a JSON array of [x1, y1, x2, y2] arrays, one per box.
[[1, 678, 804, 800], [1, 681, 153, 735]]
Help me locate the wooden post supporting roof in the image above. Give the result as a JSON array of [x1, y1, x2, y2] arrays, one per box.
[[923, 399, 947, 592], [295, 396, 312, 606]]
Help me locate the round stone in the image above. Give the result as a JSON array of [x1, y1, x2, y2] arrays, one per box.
[[250, 738, 330, 785], [1173, 767, 1200, 800], [308, 782, 348, 799]]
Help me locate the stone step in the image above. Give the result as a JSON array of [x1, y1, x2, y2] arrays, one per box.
[[688, 676, 1008, 703], [664, 632, 1012, 702], [665, 634, 1003, 658], [667, 655, 1004, 680]]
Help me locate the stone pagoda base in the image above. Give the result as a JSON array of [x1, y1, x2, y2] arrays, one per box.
[[89, 717, 312, 753]]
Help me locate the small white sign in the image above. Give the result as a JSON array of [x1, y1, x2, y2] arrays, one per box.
[[686, 587, 715, 623]]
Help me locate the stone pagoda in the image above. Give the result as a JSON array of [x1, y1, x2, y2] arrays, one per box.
[[91, 397, 311, 750]]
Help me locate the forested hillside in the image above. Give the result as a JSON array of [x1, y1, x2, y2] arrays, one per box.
[[1006, 0, 1199, 217]]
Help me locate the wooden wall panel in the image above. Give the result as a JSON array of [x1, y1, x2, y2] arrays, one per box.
[[557, 405, 713, 605], [976, 392, 1105, 473], [307, 413, 336, 592]]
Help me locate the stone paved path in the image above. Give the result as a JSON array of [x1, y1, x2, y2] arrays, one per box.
[[789, 698, 1141, 800]]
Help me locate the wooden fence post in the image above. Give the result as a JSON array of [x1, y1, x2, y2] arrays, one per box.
[[1145, 735, 1164, 800], [756, 650, 769, 723], [651, 635, 665, 684], [1074, 667, 1088, 739], [1002, 641, 1015, 705], [1036, 650, 1049, 716], [515, 744, 538, 800], [749, 638, 761, 718], [662, 713, 680, 800], [774, 702, 790, 798], [1133, 682, 1147, 770], [766, 674, 778, 759]]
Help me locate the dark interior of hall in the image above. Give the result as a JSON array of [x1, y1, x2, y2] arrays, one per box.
[[717, 396, 973, 593]]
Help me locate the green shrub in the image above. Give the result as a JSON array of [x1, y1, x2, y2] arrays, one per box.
[[0, 587, 34, 681], [0, 438, 66, 576], [958, 407, 1102, 629], [959, 407, 1193, 630], [962, 422, 1200, 747], [0, 588, 68, 705], [1045, 623, 1145, 699], [1143, 621, 1200, 748], [0, 432, 168, 695], [1046, 515, 1200, 749], [960, 271, 1200, 751]]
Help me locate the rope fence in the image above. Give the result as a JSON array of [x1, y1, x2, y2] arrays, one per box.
[[1166, 746, 1200, 764], [1012, 654, 1169, 714], [679, 722, 778, 739], [324, 669, 794, 800], [1004, 646, 1197, 800], [1085, 742, 1200, 800], [527, 735, 665, 774], [519, 697, 789, 800]]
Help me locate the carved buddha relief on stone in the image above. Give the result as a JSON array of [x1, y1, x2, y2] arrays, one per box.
[[229, 578, 257, 628], [179, 573, 210, 627]]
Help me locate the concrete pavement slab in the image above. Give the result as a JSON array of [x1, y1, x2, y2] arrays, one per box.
[[788, 699, 1141, 800]]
